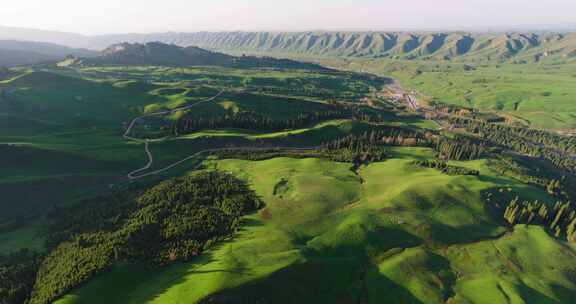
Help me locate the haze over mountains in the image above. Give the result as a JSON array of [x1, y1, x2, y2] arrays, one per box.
[[147, 32, 576, 63], [63, 42, 328, 70], [1, 26, 576, 64], [0, 40, 96, 66]]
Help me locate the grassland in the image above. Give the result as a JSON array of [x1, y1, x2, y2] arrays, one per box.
[[0, 65, 382, 254], [54, 153, 575, 304], [0, 71, 154, 237], [320, 58, 576, 130], [3, 62, 575, 304]]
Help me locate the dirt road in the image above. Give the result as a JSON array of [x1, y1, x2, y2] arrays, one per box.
[[124, 91, 224, 179], [123, 91, 319, 180]]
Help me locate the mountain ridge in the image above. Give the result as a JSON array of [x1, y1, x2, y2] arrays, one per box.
[[123, 31, 575, 63], [65, 42, 330, 70], [1, 26, 576, 63], [0, 40, 96, 66]]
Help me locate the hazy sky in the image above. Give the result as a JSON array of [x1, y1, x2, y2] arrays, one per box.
[[1, 0, 575, 34]]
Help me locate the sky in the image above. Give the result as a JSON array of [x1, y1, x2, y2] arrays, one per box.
[[1, 0, 575, 34]]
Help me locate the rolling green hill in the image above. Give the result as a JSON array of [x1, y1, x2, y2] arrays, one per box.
[[1, 62, 575, 304], [54, 157, 574, 304], [3, 29, 575, 130], [40, 32, 574, 131]]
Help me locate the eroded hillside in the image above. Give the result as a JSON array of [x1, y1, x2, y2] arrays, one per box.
[[87, 32, 576, 63]]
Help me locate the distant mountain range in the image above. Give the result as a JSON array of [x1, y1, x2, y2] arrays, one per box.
[[1, 26, 575, 64], [119, 32, 575, 63], [64, 42, 329, 70], [0, 40, 96, 67]]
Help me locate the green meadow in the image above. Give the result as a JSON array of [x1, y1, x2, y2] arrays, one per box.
[[55, 154, 574, 304], [320, 58, 576, 130], [2, 63, 575, 304], [0, 66, 381, 254]]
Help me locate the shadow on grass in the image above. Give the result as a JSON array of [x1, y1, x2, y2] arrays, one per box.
[[195, 223, 426, 304], [364, 263, 425, 304], [195, 256, 427, 304], [136, 240, 254, 303], [425, 219, 507, 246], [63, 238, 253, 304], [241, 217, 265, 228]]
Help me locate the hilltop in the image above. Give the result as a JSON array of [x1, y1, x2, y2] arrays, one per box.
[[76, 42, 232, 66], [65, 42, 329, 70]]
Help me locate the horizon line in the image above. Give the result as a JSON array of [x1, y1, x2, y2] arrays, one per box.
[[1, 23, 576, 36]]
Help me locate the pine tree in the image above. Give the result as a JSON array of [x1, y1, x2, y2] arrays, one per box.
[[567, 217, 576, 242]]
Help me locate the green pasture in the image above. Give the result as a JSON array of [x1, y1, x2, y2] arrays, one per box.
[[325, 58, 576, 130], [55, 153, 571, 303]]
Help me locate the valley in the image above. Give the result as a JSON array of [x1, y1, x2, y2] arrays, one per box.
[[316, 58, 576, 130], [0, 39, 575, 304]]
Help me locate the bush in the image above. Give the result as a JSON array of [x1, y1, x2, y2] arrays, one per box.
[[411, 160, 479, 176]]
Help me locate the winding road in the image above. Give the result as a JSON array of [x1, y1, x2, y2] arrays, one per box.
[[123, 90, 318, 180], [123, 90, 224, 142], [127, 146, 317, 180], [123, 91, 224, 179]]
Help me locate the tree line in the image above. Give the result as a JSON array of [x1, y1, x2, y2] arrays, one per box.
[[174, 109, 351, 134], [210, 127, 431, 169], [319, 134, 388, 169], [448, 117, 576, 173], [434, 135, 487, 161], [485, 189, 576, 243], [488, 155, 575, 202], [503, 198, 576, 242], [2, 172, 262, 304], [250, 86, 361, 101], [411, 160, 480, 176]]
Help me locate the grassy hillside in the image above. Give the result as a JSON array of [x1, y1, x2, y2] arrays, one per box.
[[0, 66, 383, 253], [2, 62, 575, 304], [54, 156, 574, 304], [72, 32, 574, 131], [73, 31, 573, 131]]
